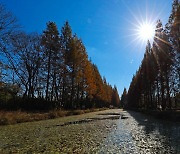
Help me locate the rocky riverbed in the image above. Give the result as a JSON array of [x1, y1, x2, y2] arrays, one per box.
[[0, 109, 179, 153]]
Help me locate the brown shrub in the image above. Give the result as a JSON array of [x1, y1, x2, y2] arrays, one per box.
[[0, 107, 108, 125]]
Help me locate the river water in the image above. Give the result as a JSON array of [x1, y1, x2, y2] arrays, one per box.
[[99, 110, 180, 154], [0, 109, 179, 153]]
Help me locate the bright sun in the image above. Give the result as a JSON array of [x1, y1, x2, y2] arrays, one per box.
[[137, 22, 155, 41]]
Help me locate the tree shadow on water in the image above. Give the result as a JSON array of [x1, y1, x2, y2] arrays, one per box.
[[126, 110, 180, 153]]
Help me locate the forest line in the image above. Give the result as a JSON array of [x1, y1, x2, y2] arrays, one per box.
[[0, 4, 120, 111], [121, 0, 180, 111]]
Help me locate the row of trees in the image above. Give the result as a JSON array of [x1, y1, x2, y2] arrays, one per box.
[[122, 0, 180, 110], [0, 4, 120, 110]]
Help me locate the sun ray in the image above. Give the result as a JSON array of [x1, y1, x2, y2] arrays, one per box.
[[153, 39, 172, 61], [154, 36, 171, 46], [121, 0, 142, 27], [120, 0, 171, 50]]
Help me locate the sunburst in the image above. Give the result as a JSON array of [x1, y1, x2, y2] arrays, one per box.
[[137, 22, 155, 42]]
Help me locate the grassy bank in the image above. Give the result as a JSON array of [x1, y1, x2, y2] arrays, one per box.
[[0, 108, 108, 125]]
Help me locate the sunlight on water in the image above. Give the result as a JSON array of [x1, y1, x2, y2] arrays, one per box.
[[99, 111, 180, 153]]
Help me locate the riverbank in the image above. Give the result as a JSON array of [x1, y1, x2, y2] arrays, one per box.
[[148, 110, 180, 122], [0, 108, 108, 125], [132, 109, 180, 122]]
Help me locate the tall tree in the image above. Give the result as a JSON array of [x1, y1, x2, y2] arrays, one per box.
[[11, 33, 42, 98], [60, 21, 73, 108], [121, 88, 127, 108], [112, 85, 120, 107], [41, 22, 61, 101]]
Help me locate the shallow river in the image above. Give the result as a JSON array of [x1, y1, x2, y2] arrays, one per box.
[[0, 109, 179, 153], [98, 110, 180, 153]]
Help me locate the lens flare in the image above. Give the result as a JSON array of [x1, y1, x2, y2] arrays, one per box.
[[137, 22, 155, 41]]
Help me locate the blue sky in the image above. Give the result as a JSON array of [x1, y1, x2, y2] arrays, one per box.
[[0, 0, 172, 95]]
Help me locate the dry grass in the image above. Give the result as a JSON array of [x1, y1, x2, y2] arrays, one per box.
[[0, 108, 108, 125]]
